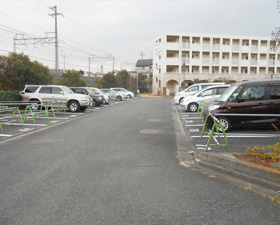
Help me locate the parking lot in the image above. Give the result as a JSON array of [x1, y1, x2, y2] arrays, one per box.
[[176, 105, 280, 154], [0, 100, 127, 142]]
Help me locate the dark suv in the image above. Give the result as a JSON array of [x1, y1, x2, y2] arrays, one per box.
[[70, 87, 104, 107], [203, 80, 280, 132]]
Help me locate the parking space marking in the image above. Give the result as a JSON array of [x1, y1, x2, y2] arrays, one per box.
[[189, 128, 200, 132], [192, 134, 280, 138], [19, 128, 34, 132], [196, 145, 211, 150], [49, 121, 59, 123], [37, 117, 69, 120], [185, 124, 204, 127], [3, 123, 47, 126], [184, 117, 202, 120], [0, 134, 13, 137], [185, 120, 194, 123]]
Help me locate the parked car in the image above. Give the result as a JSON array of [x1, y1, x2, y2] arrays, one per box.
[[100, 89, 117, 100], [174, 82, 224, 104], [102, 89, 127, 101], [203, 80, 280, 132], [110, 87, 134, 98], [20, 85, 92, 112], [70, 87, 104, 107], [180, 85, 230, 112], [90, 87, 110, 104]]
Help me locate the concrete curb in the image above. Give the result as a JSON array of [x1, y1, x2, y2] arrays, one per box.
[[194, 151, 280, 190]]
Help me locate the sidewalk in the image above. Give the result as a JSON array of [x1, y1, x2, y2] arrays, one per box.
[[194, 151, 280, 190]]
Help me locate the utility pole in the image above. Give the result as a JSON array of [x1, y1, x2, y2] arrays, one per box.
[[49, 6, 63, 76], [140, 51, 144, 59]]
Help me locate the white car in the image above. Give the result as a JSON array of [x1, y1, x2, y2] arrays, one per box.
[[90, 87, 111, 104], [180, 85, 230, 112], [101, 89, 127, 101], [110, 88, 134, 99], [174, 82, 224, 104]]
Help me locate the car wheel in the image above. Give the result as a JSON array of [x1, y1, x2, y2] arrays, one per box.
[[92, 99, 97, 107], [30, 99, 41, 110], [68, 100, 80, 112], [217, 117, 231, 132], [128, 94, 131, 99], [188, 103, 198, 112], [117, 96, 122, 101], [179, 97, 184, 103]]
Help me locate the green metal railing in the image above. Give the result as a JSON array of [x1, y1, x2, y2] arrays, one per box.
[[200, 113, 230, 152]]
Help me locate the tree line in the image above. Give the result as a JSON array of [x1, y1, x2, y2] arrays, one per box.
[[0, 52, 151, 92]]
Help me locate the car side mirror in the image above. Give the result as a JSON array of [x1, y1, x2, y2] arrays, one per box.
[[60, 91, 64, 95], [237, 97, 246, 103]]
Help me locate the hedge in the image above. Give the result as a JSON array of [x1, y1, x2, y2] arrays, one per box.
[[0, 91, 20, 101]]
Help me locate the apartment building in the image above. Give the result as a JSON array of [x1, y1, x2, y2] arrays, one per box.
[[153, 32, 279, 95]]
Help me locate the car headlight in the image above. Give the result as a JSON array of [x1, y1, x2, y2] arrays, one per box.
[[208, 105, 220, 112], [98, 97, 102, 100], [81, 97, 88, 101]]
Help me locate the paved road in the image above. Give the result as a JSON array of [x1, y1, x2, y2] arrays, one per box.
[[0, 98, 280, 225]]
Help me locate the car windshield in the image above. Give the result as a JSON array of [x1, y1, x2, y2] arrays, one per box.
[[98, 89, 105, 94], [218, 85, 239, 102], [86, 88, 96, 95], [61, 86, 74, 94]]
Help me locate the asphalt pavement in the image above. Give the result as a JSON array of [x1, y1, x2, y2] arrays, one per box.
[[0, 97, 280, 225]]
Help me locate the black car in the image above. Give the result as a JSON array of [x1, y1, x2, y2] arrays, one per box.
[[203, 80, 280, 132], [70, 87, 104, 107]]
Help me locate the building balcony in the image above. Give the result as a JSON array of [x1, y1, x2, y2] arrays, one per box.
[[182, 58, 190, 64], [212, 44, 220, 51], [251, 60, 258, 65], [231, 59, 239, 65], [212, 59, 220, 64], [232, 45, 239, 51], [166, 43, 180, 50], [182, 43, 190, 49], [202, 58, 210, 64], [203, 44, 210, 50], [259, 46, 269, 53], [269, 60, 275, 65], [166, 57, 180, 65], [251, 46, 258, 51]]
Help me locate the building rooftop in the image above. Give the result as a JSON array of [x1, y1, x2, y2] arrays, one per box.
[[136, 59, 153, 67]]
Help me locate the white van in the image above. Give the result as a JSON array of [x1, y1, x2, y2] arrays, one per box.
[[173, 83, 224, 104]]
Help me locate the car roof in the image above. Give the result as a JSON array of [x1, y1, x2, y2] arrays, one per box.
[[231, 79, 280, 86], [195, 84, 230, 95]]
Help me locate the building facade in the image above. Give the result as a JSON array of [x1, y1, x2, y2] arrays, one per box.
[[153, 32, 280, 95]]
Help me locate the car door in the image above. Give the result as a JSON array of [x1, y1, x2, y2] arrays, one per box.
[[267, 84, 280, 116], [51, 87, 68, 104], [38, 86, 52, 103], [229, 85, 268, 125]]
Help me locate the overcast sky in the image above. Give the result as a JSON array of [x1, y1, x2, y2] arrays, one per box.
[[0, 0, 279, 73]]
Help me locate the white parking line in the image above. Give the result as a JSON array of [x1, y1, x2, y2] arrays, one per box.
[[0, 134, 13, 137], [3, 123, 47, 126], [184, 118, 203, 120], [192, 134, 280, 138], [185, 124, 204, 127], [36, 117, 69, 120]]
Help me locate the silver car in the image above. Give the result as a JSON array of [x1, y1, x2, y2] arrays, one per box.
[[20, 85, 92, 112]]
